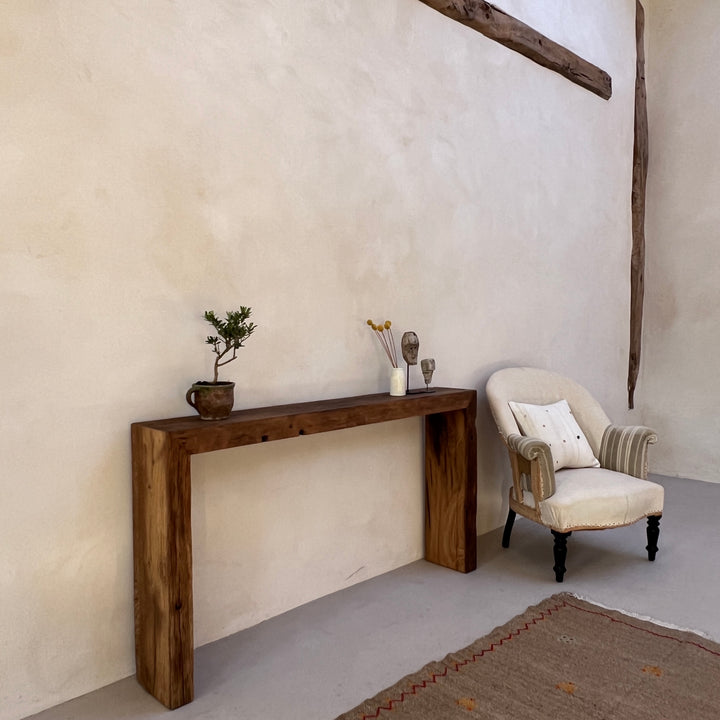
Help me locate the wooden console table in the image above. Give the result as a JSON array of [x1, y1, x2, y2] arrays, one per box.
[[131, 387, 477, 709]]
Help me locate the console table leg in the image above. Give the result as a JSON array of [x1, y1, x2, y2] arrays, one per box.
[[132, 426, 194, 709], [424, 405, 477, 573]]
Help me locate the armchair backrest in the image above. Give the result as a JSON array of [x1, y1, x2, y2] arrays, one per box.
[[486, 367, 612, 456]]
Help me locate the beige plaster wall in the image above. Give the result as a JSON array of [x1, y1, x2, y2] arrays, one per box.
[[642, 1, 720, 481], [0, 1, 638, 717]]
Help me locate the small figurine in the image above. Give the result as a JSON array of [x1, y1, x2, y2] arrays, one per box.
[[401, 331, 419, 392], [421, 358, 436, 391], [401, 331, 419, 366]]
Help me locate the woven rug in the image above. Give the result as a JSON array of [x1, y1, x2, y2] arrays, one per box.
[[335, 593, 720, 719]]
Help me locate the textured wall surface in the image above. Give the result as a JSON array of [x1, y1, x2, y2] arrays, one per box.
[[0, 1, 638, 717], [642, 1, 720, 481]]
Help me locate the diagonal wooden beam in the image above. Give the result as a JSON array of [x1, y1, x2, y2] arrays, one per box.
[[417, 0, 612, 100], [628, 1, 647, 409]]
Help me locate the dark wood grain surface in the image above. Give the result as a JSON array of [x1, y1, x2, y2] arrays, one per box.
[[132, 388, 476, 454], [629, 1, 647, 409], [131, 387, 477, 708]]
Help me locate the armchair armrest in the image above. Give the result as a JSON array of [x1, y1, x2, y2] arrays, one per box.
[[506, 433, 556, 503], [599, 424, 658, 479]]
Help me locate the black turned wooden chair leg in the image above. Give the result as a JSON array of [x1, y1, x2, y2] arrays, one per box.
[[501, 509, 516, 548], [646, 514, 661, 561], [551, 530, 572, 582]]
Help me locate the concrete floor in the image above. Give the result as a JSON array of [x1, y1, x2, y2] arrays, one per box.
[[24, 475, 720, 720]]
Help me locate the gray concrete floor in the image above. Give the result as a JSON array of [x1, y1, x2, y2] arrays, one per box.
[[24, 475, 720, 720]]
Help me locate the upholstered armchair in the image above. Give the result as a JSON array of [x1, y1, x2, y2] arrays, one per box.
[[486, 367, 663, 582]]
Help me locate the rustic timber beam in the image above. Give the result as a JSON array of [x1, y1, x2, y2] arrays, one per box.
[[417, 0, 612, 100], [628, 1, 647, 409]]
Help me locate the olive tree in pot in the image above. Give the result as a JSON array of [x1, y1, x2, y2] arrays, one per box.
[[186, 307, 257, 420]]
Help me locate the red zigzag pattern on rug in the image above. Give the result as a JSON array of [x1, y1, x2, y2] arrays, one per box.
[[358, 596, 720, 719]]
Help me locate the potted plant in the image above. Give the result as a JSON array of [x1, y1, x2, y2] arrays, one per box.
[[186, 307, 257, 420]]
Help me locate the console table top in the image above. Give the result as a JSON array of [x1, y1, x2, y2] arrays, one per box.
[[132, 387, 476, 455]]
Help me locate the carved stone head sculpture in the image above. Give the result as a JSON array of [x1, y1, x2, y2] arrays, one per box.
[[421, 358, 435, 388], [401, 331, 419, 365]]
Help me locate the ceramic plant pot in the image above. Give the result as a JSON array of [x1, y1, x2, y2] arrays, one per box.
[[186, 381, 235, 420]]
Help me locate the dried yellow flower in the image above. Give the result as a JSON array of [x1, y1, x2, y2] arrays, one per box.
[[366, 315, 399, 368]]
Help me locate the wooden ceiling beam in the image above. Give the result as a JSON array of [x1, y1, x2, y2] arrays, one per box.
[[418, 0, 612, 100], [628, 1, 647, 409]]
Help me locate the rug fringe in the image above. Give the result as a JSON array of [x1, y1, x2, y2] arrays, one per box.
[[567, 592, 713, 639]]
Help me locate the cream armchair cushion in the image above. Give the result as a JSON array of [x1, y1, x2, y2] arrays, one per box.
[[527, 468, 664, 531]]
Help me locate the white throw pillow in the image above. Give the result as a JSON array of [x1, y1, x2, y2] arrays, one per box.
[[508, 399, 600, 471]]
